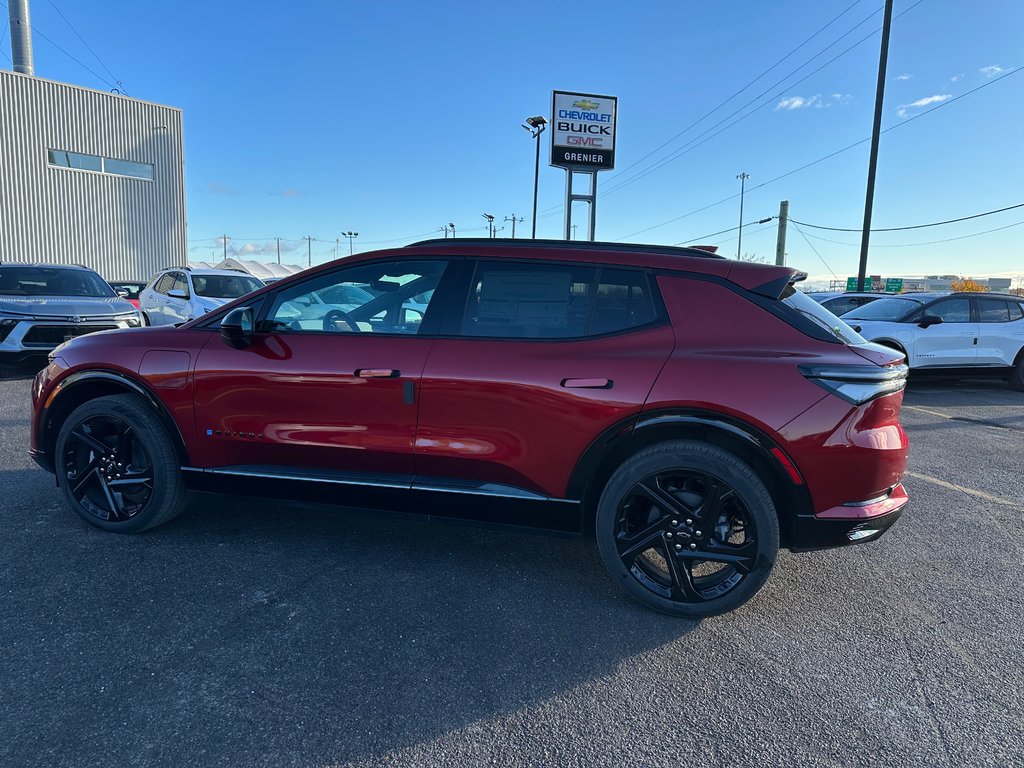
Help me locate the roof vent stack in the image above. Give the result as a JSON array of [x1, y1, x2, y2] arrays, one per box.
[[8, 0, 35, 76]]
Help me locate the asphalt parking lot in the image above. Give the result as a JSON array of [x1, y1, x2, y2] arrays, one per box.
[[1, 374, 1022, 768]]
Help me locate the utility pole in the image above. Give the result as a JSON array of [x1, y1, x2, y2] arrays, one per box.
[[504, 215, 523, 239], [222, 234, 228, 261], [335, 238, 340, 260], [735, 173, 749, 260], [276, 237, 281, 264], [571, 224, 578, 240], [857, 0, 894, 291], [303, 236, 313, 267], [775, 200, 789, 266], [449, 222, 456, 239], [482, 213, 495, 238]]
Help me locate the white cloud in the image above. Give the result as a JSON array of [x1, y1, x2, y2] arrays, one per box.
[[896, 108, 909, 119], [204, 181, 240, 196], [270, 188, 301, 198], [950, 73, 964, 82], [896, 73, 912, 81], [980, 65, 1006, 77], [906, 94, 952, 108], [777, 94, 837, 110]]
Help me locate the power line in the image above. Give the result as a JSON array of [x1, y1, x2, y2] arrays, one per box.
[[795, 218, 1024, 248], [673, 218, 774, 246], [790, 202, 1024, 232], [790, 222, 838, 278], [595, 0, 870, 188], [538, 2, 900, 221], [45, 0, 127, 94], [0, 0, 119, 90], [611, 65, 1020, 242]]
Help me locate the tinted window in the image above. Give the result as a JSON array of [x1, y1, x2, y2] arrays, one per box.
[[153, 273, 174, 294], [462, 262, 595, 338], [781, 288, 863, 344], [822, 297, 859, 316], [845, 297, 923, 321], [977, 299, 1011, 323], [110, 282, 144, 300], [266, 260, 445, 335], [0, 266, 114, 297], [929, 298, 970, 323], [171, 272, 189, 295], [192, 274, 262, 298], [1010, 302, 1024, 322], [591, 269, 657, 334]]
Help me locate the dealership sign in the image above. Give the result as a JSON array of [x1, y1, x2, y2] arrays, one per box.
[[550, 91, 618, 171]]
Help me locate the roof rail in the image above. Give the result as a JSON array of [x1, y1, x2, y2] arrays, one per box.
[[405, 237, 727, 259]]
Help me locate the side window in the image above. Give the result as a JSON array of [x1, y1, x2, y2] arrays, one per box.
[[928, 298, 970, 323], [823, 298, 856, 316], [153, 273, 174, 294], [462, 262, 596, 338], [171, 272, 189, 296], [977, 299, 1011, 323], [590, 268, 657, 334], [264, 259, 446, 335], [1009, 302, 1024, 322]]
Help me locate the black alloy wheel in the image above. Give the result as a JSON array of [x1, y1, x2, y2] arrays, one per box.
[[614, 470, 756, 603], [56, 394, 190, 533], [62, 414, 154, 522], [596, 440, 778, 617]]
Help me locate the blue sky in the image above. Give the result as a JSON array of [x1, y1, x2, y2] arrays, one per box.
[[3, 0, 1021, 287]]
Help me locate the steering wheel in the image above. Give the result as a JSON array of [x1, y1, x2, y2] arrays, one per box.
[[322, 309, 358, 332]]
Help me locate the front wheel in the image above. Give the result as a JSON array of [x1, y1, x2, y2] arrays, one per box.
[[596, 440, 779, 618], [56, 394, 190, 533], [1010, 353, 1024, 392]]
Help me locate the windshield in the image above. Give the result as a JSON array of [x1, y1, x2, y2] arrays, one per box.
[[782, 288, 863, 344], [192, 274, 263, 298], [0, 266, 115, 297], [844, 297, 924, 321]]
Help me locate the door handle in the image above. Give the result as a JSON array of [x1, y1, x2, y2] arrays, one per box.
[[561, 377, 613, 389], [355, 368, 400, 378]]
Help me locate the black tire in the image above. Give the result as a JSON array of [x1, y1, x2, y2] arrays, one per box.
[[55, 394, 189, 533], [595, 440, 779, 618], [1010, 352, 1024, 392]]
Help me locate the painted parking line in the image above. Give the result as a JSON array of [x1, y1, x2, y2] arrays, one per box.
[[903, 405, 951, 419], [904, 470, 1021, 509]]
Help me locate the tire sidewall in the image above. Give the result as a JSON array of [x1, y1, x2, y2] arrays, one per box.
[[596, 440, 779, 618], [56, 394, 183, 534]]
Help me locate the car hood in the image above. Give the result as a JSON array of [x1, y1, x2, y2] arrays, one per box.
[[0, 295, 136, 320]]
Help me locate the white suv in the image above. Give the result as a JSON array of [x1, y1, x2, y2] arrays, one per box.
[[843, 292, 1024, 390], [139, 268, 264, 326]]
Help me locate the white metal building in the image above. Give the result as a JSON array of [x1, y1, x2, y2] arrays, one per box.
[[0, 69, 186, 281]]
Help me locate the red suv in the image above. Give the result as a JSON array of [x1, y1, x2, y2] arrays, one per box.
[[29, 240, 910, 617]]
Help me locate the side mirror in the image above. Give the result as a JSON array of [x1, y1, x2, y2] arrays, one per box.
[[917, 314, 943, 328], [221, 306, 254, 349], [115, 289, 130, 298], [167, 289, 188, 299]]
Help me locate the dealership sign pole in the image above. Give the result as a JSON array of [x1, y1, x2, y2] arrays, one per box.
[[550, 91, 617, 241]]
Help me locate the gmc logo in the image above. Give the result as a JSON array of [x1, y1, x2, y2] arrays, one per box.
[[567, 136, 604, 146]]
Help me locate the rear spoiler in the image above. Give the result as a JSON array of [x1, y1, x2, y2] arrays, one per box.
[[751, 270, 807, 300]]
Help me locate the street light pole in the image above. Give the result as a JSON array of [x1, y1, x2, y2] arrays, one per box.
[[523, 116, 547, 239], [736, 173, 750, 260], [482, 213, 495, 238], [342, 231, 359, 255], [449, 222, 456, 239]]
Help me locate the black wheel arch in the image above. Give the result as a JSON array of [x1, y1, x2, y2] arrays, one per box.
[[568, 408, 813, 547], [39, 370, 190, 473]]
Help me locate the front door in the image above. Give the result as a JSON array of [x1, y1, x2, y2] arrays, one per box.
[[190, 258, 450, 477], [912, 297, 977, 368]]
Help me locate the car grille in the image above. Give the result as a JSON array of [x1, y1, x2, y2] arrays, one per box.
[[22, 325, 118, 346]]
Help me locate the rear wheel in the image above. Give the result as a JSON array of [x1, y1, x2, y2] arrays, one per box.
[[56, 394, 189, 533], [596, 440, 779, 618]]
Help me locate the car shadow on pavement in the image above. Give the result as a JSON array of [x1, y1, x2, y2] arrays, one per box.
[[905, 377, 1024, 407], [1, 473, 697, 766]]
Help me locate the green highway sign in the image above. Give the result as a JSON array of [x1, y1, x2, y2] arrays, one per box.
[[885, 278, 903, 293], [846, 277, 858, 291]]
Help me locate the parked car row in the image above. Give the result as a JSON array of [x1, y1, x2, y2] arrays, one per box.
[[0, 263, 268, 370]]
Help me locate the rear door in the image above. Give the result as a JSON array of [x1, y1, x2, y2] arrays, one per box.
[[165, 271, 191, 324], [911, 297, 977, 367], [415, 259, 674, 500], [975, 297, 1024, 366]]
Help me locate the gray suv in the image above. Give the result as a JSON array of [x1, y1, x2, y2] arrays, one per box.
[[0, 264, 143, 372]]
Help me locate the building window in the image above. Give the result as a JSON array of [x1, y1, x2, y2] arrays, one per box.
[[47, 149, 154, 180]]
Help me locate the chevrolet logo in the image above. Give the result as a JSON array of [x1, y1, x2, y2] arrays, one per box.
[[68, 316, 83, 323], [573, 99, 600, 110]]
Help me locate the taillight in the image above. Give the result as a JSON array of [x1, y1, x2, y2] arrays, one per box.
[[799, 363, 908, 405]]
